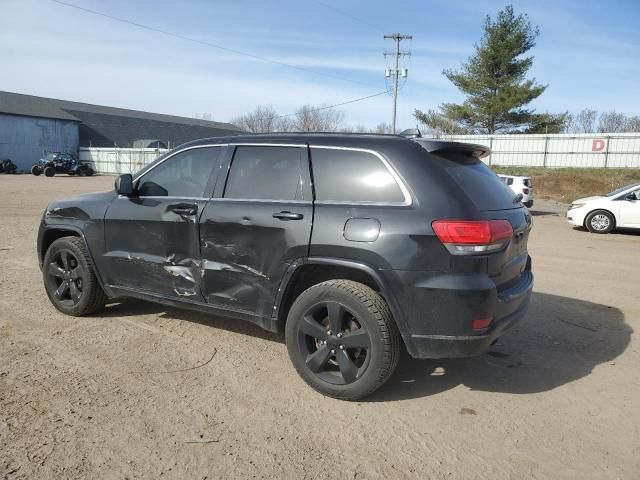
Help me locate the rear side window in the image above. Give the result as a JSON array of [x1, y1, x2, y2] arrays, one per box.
[[311, 148, 405, 203], [224, 146, 303, 200], [433, 151, 518, 211], [523, 178, 531, 187]]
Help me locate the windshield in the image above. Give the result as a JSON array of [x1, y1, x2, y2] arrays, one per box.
[[606, 183, 640, 197], [43, 152, 57, 160]]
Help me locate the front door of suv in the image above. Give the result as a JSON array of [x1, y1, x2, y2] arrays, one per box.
[[102, 145, 225, 300], [199, 144, 313, 319]]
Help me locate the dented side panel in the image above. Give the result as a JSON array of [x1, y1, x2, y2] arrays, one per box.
[[199, 200, 313, 318], [102, 196, 208, 300]]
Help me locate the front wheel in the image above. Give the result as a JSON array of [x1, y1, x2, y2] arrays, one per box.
[[31, 166, 42, 176], [585, 210, 615, 234], [43, 237, 107, 316], [285, 280, 401, 400], [44, 166, 55, 177]]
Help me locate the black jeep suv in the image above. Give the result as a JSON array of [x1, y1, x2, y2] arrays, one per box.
[[38, 134, 533, 400]]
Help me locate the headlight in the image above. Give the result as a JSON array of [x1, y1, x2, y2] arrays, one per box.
[[569, 203, 585, 210]]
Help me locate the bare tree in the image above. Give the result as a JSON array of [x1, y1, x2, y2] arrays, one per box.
[[598, 111, 628, 133], [568, 108, 597, 133], [371, 122, 393, 134], [232, 105, 291, 133], [293, 104, 345, 132], [626, 116, 640, 133]]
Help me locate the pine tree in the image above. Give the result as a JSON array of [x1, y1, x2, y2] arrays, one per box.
[[415, 5, 549, 134]]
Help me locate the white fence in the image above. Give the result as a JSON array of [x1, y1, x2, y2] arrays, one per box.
[[81, 133, 640, 174], [435, 133, 640, 168], [79, 147, 168, 174]]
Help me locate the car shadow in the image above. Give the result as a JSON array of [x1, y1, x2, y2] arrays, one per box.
[[96, 292, 631, 402], [369, 292, 631, 401]]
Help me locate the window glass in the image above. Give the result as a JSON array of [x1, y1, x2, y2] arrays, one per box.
[[224, 146, 302, 200], [432, 151, 518, 210], [137, 147, 221, 197], [311, 148, 405, 203]]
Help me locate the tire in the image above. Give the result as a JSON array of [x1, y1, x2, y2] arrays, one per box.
[[42, 236, 107, 316], [523, 200, 533, 208], [585, 209, 615, 234], [31, 166, 42, 176], [86, 167, 95, 176], [285, 279, 401, 400], [44, 166, 55, 177]]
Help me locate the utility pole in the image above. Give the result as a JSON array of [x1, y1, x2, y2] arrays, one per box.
[[384, 33, 412, 134]]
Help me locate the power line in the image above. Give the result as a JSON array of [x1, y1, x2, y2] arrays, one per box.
[[309, 0, 385, 33], [47, 0, 383, 90], [268, 89, 390, 120]]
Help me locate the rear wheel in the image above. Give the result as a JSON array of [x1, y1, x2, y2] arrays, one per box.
[[31, 166, 42, 176], [585, 210, 615, 234], [43, 237, 107, 316], [44, 166, 55, 177], [285, 280, 400, 400]]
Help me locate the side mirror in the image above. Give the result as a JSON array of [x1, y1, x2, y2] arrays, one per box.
[[115, 173, 134, 196], [625, 192, 638, 201]]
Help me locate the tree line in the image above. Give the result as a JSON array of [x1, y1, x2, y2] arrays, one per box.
[[231, 104, 392, 134]]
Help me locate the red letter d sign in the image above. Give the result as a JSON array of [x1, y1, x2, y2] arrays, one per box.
[[592, 139, 606, 152]]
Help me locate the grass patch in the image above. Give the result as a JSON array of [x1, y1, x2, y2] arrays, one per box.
[[492, 167, 640, 203]]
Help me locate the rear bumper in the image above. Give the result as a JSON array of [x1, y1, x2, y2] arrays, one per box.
[[382, 258, 534, 359], [404, 290, 531, 358]]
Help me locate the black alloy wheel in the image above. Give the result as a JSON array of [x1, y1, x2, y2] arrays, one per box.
[[286, 280, 401, 400], [296, 300, 371, 385], [42, 237, 107, 316], [45, 249, 85, 307]]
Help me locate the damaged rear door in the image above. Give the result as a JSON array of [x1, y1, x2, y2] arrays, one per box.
[[102, 145, 226, 300], [199, 144, 313, 318]]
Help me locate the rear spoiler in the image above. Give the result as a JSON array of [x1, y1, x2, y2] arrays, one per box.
[[413, 139, 491, 159]]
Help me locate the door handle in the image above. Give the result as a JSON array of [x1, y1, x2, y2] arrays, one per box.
[[168, 203, 198, 216], [272, 211, 304, 221]]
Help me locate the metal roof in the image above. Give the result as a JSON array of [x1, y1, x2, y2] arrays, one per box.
[[0, 91, 242, 130]]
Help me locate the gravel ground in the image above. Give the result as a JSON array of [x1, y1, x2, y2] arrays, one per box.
[[1, 175, 638, 479]]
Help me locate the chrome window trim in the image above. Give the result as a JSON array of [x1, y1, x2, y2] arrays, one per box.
[[208, 198, 312, 205], [309, 145, 412, 207]]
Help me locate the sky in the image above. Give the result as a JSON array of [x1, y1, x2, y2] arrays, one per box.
[[1, 0, 639, 129]]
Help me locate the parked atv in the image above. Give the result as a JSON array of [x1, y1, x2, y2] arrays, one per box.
[[0, 159, 18, 174], [31, 152, 94, 177]]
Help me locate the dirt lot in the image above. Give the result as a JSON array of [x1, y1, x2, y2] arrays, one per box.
[[1, 175, 638, 479]]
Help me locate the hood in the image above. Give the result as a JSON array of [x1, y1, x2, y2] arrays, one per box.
[[572, 195, 604, 204], [45, 190, 115, 221]]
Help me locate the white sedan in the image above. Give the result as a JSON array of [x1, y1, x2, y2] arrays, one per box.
[[567, 183, 640, 233]]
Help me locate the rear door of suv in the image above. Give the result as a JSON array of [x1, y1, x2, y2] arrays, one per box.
[[198, 144, 313, 318]]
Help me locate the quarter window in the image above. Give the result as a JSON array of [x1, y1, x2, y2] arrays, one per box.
[[137, 147, 222, 197], [311, 148, 405, 203], [224, 146, 303, 200]]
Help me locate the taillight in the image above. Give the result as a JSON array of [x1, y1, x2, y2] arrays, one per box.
[[432, 220, 513, 255], [472, 316, 493, 333], [522, 187, 529, 194]]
